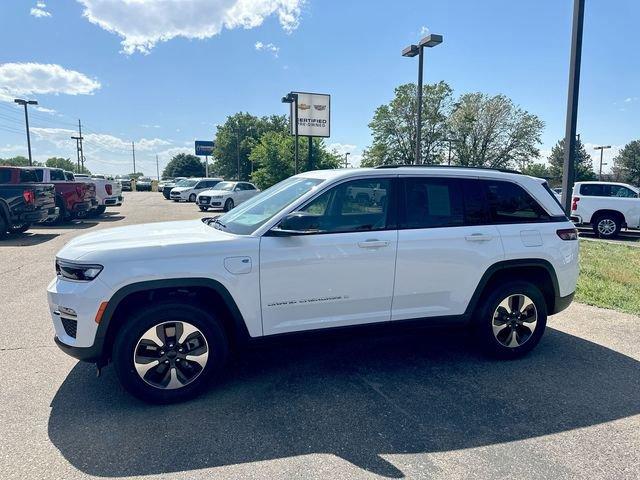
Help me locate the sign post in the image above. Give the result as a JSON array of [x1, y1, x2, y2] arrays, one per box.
[[195, 140, 215, 177], [287, 92, 330, 173]]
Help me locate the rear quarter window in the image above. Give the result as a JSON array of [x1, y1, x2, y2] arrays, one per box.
[[485, 180, 550, 223], [0, 169, 12, 183], [19, 169, 38, 183]]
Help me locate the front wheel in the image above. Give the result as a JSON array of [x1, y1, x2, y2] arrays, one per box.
[[199, 206, 208, 211], [223, 198, 234, 212], [189, 193, 196, 202], [592, 214, 621, 239], [474, 281, 547, 359], [113, 302, 229, 403]]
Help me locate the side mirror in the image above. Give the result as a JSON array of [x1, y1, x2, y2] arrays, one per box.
[[270, 212, 322, 236]]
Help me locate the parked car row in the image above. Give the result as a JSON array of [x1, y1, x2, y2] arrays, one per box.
[[159, 177, 261, 212], [0, 166, 123, 238]]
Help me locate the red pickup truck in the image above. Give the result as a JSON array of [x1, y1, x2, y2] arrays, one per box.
[[0, 167, 58, 236], [30, 167, 97, 223]]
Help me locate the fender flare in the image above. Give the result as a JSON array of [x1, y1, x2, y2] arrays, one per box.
[[95, 278, 250, 361]]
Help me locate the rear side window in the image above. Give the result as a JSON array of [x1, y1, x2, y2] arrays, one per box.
[[580, 184, 606, 196], [485, 180, 549, 223], [0, 169, 11, 183], [34, 169, 44, 182], [402, 177, 464, 228], [20, 169, 38, 183], [610, 185, 637, 198]]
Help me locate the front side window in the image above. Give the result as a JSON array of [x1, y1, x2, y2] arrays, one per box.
[[298, 178, 392, 233], [213, 177, 324, 235], [401, 177, 464, 229], [485, 180, 549, 223], [50, 169, 66, 181]]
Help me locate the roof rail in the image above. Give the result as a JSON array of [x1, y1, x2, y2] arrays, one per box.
[[373, 164, 522, 175]]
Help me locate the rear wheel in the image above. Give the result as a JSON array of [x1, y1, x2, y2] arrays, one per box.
[[94, 205, 107, 216], [474, 281, 547, 358], [224, 198, 234, 212], [0, 214, 7, 239], [592, 214, 621, 239], [47, 198, 66, 224], [189, 193, 196, 202], [112, 302, 229, 403]]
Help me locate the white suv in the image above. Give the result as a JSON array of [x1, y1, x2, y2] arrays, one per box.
[[196, 181, 260, 212], [570, 181, 640, 238], [170, 178, 223, 202], [48, 167, 579, 403]]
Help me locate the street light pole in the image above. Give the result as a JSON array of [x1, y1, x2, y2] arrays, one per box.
[[344, 152, 351, 168], [402, 34, 443, 165], [14, 98, 38, 166], [561, 0, 585, 215], [594, 145, 611, 180]]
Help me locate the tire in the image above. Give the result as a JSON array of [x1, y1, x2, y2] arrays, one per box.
[[223, 198, 234, 212], [94, 205, 107, 216], [592, 213, 621, 239], [112, 302, 229, 404], [8, 223, 31, 234], [199, 206, 208, 212], [474, 281, 547, 359], [189, 193, 196, 203], [47, 198, 66, 225], [0, 214, 7, 239]]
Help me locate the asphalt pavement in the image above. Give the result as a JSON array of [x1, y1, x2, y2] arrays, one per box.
[[1, 192, 638, 480]]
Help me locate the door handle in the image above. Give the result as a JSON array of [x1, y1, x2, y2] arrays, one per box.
[[465, 233, 493, 242], [358, 239, 390, 248]]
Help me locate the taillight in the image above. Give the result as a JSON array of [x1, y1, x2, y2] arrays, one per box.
[[557, 228, 578, 241], [571, 196, 580, 211], [76, 185, 83, 197], [23, 189, 35, 204], [105, 184, 112, 195]]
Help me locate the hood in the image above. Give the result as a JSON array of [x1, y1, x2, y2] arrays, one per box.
[[57, 219, 233, 262], [171, 186, 191, 192], [199, 189, 232, 196]]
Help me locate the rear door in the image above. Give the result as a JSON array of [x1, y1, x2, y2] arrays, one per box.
[[392, 176, 504, 320]]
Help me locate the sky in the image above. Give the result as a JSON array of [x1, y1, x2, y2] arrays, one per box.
[[0, 0, 638, 177]]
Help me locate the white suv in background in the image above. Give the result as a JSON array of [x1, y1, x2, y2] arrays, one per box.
[[571, 181, 640, 238], [170, 178, 223, 202], [196, 181, 260, 211], [49, 167, 578, 403]]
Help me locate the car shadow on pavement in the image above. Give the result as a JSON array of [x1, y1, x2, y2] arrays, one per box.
[[96, 214, 125, 222], [48, 327, 640, 478], [0, 232, 59, 246], [32, 220, 98, 230]]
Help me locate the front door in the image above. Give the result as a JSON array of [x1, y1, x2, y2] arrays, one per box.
[[260, 177, 397, 335]]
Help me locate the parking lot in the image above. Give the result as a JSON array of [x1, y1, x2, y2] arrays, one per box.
[[1, 192, 639, 480]]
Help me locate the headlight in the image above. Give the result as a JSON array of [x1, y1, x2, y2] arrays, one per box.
[[211, 195, 223, 199], [56, 259, 103, 281]]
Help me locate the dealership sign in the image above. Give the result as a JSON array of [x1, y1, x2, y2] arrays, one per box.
[[195, 140, 214, 156], [290, 92, 330, 138]]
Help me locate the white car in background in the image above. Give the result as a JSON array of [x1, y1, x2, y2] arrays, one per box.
[[170, 178, 223, 202], [196, 181, 260, 211], [73, 173, 123, 215]]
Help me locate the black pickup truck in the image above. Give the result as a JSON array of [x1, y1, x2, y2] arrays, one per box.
[[0, 166, 58, 237]]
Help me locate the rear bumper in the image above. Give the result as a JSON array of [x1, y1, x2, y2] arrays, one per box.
[[19, 209, 49, 223]]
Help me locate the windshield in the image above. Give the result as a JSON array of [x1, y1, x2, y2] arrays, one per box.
[[214, 181, 235, 191], [211, 177, 324, 235], [176, 179, 198, 187], [139, 177, 152, 182]]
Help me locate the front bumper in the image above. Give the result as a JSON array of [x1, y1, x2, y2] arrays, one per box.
[[551, 292, 575, 315], [170, 192, 187, 201], [103, 195, 123, 206], [197, 196, 224, 208], [48, 276, 111, 362]]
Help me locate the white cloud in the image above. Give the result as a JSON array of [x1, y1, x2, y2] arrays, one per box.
[[33, 106, 57, 115], [76, 0, 304, 54], [623, 97, 638, 103], [255, 41, 279, 57], [0, 63, 101, 102], [30, 1, 51, 17], [419, 25, 430, 36], [31, 127, 170, 152]]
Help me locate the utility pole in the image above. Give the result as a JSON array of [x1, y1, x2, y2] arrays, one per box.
[[594, 145, 611, 180], [561, 0, 585, 215], [14, 98, 38, 166], [77, 119, 85, 172], [156, 154, 160, 180], [131, 141, 136, 174], [71, 135, 82, 170], [308, 136, 313, 171]]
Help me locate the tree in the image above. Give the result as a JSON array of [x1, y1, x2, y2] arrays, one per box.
[[522, 162, 550, 179], [447, 93, 544, 169], [362, 81, 453, 167], [128, 172, 146, 179], [213, 113, 288, 180], [249, 132, 341, 190], [161, 153, 204, 178], [0, 156, 40, 167], [612, 140, 640, 185], [45, 157, 91, 174], [547, 138, 596, 184]]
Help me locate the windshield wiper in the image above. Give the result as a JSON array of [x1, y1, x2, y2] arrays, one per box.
[[205, 217, 227, 229]]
